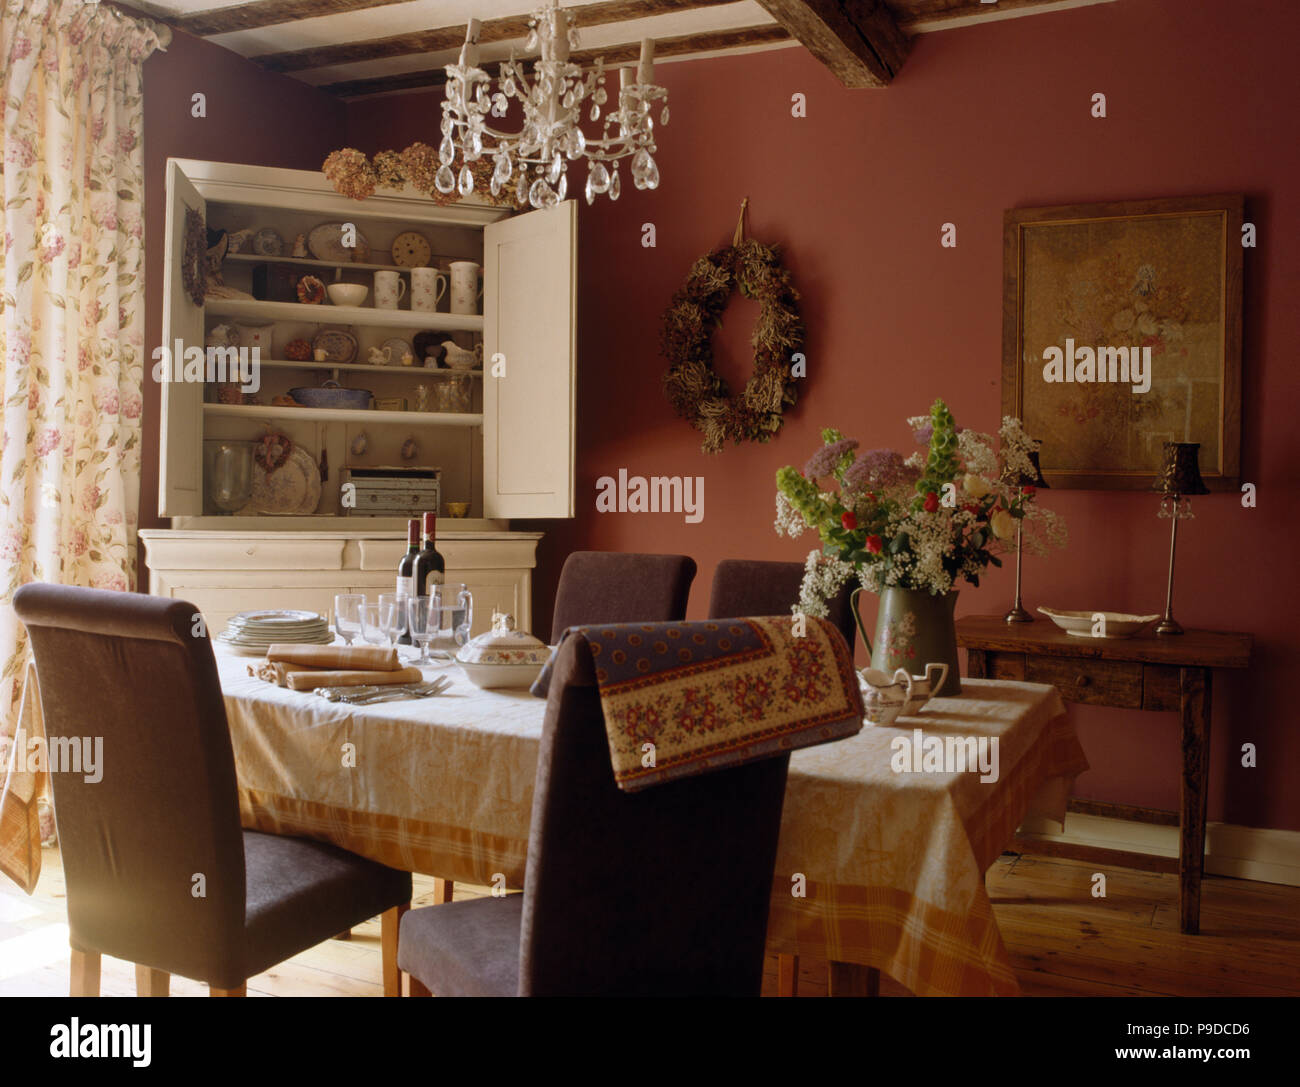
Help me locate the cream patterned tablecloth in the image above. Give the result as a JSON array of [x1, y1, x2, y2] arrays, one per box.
[[216, 650, 1086, 997]]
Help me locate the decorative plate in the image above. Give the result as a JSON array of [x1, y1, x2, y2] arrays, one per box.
[[248, 446, 322, 515], [382, 337, 414, 365], [308, 222, 369, 264], [312, 327, 358, 364], [391, 230, 432, 268], [252, 227, 284, 256], [1038, 607, 1161, 639]]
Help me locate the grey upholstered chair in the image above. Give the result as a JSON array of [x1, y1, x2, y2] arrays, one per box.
[[398, 632, 790, 996], [13, 583, 412, 997], [548, 551, 696, 644], [707, 558, 859, 652]]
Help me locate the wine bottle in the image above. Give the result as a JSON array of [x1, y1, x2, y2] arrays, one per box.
[[395, 518, 419, 645], [413, 510, 446, 599]]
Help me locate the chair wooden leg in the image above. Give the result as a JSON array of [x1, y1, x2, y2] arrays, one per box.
[[135, 964, 171, 997], [432, 878, 454, 904], [333, 929, 353, 940], [70, 949, 101, 997], [382, 903, 408, 997], [209, 984, 246, 996], [777, 953, 799, 997], [407, 974, 433, 997]]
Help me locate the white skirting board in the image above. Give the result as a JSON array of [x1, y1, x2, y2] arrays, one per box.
[[1017, 812, 1300, 889]]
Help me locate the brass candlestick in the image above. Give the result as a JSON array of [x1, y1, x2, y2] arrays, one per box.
[[1154, 441, 1209, 636], [1003, 444, 1049, 624]]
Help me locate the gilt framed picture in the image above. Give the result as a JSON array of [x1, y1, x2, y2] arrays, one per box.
[[1001, 194, 1243, 490]]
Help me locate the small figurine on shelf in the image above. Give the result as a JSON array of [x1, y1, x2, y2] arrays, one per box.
[[292, 232, 309, 258], [400, 437, 418, 461]]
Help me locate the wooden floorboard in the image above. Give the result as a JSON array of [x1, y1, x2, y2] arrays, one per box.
[[3, 846, 1298, 996]]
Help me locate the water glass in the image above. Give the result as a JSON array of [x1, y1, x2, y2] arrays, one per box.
[[360, 603, 391, 647], [334, 593, 364, 646], [407, 591, 440, 665], [378, 593, 406, 647]]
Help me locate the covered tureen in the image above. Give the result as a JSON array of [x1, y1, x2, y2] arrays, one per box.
[[455, 611, 552, 689]]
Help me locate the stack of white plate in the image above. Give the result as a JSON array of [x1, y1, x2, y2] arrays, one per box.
[[216, 610, 332, 656]]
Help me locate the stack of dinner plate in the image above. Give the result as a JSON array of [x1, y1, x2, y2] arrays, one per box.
[[216, 610, 332, 655]]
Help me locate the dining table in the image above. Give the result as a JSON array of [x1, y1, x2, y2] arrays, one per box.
[[213, 645, 1089, 998]]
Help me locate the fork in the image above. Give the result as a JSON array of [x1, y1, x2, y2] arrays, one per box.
[[315, 676, 451, 704]]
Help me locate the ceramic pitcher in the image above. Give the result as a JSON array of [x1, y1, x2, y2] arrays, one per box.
[[449, 261, 483, 315], [410, 267, 448, 313], [374, 270, 407, 310], [857, 587, 962, 697]]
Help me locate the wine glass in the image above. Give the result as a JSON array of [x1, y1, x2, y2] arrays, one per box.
[[360, 603, 390, 647], [448, 583, 474, 648], [334, 593, 364, 646], [407, 591, 440, 666], [378, 593, 406, 648]]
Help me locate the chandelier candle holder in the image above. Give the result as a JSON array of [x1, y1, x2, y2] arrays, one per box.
[[1003, 442, 1050, 624], [437, 3, 668, 210], [1153, 441, 1210, 636]]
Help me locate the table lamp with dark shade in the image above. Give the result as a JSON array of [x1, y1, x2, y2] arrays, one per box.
[[1154, 441, 1210, 636], [1003, 443, 1050, 624]]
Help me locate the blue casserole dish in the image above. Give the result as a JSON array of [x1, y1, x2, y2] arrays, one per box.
[[289, 381, 372, 410]]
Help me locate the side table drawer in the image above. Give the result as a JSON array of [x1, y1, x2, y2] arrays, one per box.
[[1025, 656, 1143, 708]]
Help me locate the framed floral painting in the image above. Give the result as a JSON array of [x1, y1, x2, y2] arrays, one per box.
[[1001, 195, 1243, 490]]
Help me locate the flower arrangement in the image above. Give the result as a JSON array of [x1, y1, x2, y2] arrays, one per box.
[[322, 145, 526, 207], [775, 399, 1067, 619]]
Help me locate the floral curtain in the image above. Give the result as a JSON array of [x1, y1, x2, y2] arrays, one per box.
[[0, 0, 168, 742]]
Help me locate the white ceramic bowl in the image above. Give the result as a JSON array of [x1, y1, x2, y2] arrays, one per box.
[[327, 283, 369, 307], [456, 659, 546, 690], [1038, 607, 1160, 638]]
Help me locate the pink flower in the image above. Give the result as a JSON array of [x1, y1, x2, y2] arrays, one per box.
[[70, 530, 89, 556], [0, 529, 22, 562], [27, 386, 40, 411], [35, 427, 61, 456], [91, 572, 127, 592], [121, 391, 142, 420], [94, 388, 119, 415], [103, 510, 123, 526], [81, 485, 101, 513], [39, 235, 65, 263], [11, 34, 32, 61], [79, 345, 93, 372], [118, 130, 138, 154]]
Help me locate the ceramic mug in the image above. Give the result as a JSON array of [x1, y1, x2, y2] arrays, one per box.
[[235, 323, 273, 355], [410, 267, 448, 313], [374, 270, 407, 310], [449, 261, 483, 315]]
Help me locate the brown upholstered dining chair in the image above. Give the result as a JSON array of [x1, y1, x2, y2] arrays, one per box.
[[708, 558, 859, 653], [13, 583, 412, 997], [398, 633, 790, 996], [548, 551, 696, 644]]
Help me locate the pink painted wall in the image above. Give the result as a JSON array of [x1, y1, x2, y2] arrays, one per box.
[[138, 30, 345, 535], [346, 0, 1300, 832]]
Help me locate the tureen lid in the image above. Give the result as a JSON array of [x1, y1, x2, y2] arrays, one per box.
[[456, 611, 551, 665]]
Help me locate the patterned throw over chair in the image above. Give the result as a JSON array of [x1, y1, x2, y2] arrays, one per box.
[[548, 551, 696, 644], [708, 558, 859, 653], [398, 616, 863, 996], [13, 583, 412, 997]]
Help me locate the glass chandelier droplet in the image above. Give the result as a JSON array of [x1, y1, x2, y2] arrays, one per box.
[[584, 174, 596, 205], [589, 103, 600, 122], [589, 161, 609, 194], [660, 105, 669, 125], [548, 153, 562, 185], [458, 165, 474, 196], [556, 171, 567, 201], [434, 165, 456, 194], [528, 177, 548, 209], [609, 169, 621, 201], [439, 135, 455, 166]]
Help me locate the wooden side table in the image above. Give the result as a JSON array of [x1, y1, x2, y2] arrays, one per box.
[[957, 616, 1252, 935]]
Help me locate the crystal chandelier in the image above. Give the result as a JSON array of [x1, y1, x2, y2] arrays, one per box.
[[436, 2, 668, 208]]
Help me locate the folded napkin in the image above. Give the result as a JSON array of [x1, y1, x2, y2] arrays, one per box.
[[284, 665, 423, 691], [266, 644, 403, 671], [532, 616, 864, 792]]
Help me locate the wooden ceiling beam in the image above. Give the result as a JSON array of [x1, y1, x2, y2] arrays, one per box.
[[320, 23, 792, 99], [754, 0, 907, 87], [253, 0, 742, 74], [174, 0, 411, 38], [896, 0, 1117, 33]]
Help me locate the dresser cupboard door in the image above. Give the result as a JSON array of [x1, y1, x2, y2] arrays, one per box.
[[158, 160, 206, 517], [482, 200, 577, 519]]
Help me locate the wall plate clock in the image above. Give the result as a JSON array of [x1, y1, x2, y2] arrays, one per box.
[[391, 231, 432, 268]]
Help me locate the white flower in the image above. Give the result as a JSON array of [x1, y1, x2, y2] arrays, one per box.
[[963, 473, 991, 499], [990, 509, 1016, 540]]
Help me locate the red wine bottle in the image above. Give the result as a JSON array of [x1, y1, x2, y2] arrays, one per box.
[[395, 518, 419, 645], [413, 510, 446, 599]]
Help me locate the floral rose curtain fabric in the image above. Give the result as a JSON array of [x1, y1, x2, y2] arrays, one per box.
[[0, 1, 168, 739]]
